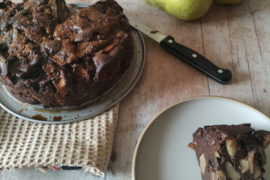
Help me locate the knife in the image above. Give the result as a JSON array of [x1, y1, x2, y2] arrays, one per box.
[[128, 18, 232, 84], [72, 3, 232, 84]]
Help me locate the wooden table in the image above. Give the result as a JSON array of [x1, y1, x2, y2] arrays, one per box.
[[1, 0, 270, 179]]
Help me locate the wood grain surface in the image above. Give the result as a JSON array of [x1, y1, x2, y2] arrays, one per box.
[[1, 0, 270, 179]]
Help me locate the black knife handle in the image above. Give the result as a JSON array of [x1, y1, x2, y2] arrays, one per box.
[[160, 36, 232, 84]]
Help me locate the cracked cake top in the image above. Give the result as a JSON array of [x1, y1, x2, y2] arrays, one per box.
[[0, 0, 133, 107]]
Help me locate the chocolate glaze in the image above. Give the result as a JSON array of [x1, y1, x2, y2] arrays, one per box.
[[0, 0, 133, 107], [189, 124, 270, 180]]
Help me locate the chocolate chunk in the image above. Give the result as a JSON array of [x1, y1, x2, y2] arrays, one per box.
[[41, 38, 62, 55]]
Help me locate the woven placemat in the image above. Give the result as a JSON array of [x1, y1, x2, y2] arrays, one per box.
[[0, 104, 119, 177]]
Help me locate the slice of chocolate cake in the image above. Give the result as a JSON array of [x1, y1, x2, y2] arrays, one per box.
[[189, 124, 270, 180]]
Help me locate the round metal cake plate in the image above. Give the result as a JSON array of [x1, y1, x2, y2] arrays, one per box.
[[0, 30, 145, 124]]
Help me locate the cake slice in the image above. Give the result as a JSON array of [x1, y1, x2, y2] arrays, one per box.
[[189, 124, 270, 180]]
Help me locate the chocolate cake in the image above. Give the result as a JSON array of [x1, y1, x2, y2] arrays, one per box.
[[189, 124, 270, 180], [0, 0, 133, 107]]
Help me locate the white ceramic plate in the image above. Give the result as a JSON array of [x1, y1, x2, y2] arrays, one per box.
[[132, 97, 270, 180]]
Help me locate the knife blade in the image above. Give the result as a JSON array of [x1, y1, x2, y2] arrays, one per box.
[[71, 3, 232, 84]]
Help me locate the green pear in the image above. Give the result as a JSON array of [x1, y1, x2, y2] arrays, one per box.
[[144, 0, 213, 21], [214, 0, 245, 5]]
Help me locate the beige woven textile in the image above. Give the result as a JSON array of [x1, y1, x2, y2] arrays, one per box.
[[0, 105, 119, 177]]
